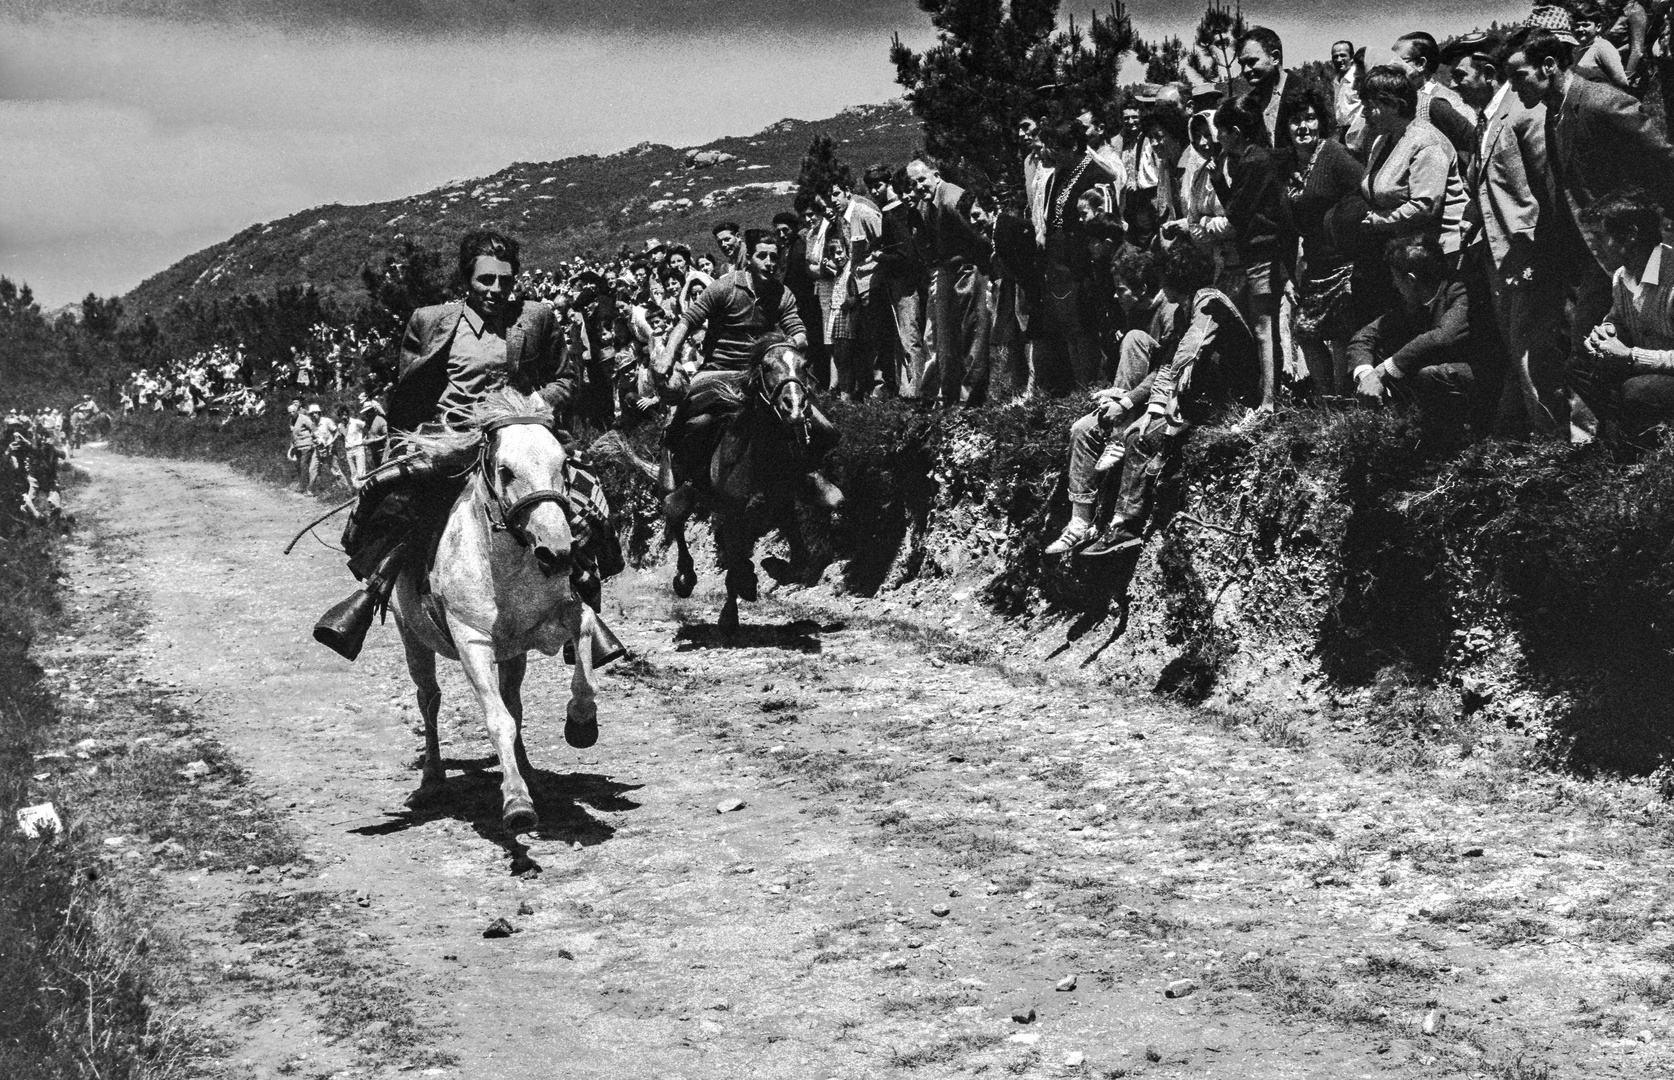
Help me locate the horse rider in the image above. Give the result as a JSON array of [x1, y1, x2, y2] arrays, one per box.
[[313, 229, 618, 661], [653, 227, 843, 519]]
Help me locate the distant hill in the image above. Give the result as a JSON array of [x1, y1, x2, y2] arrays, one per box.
[[123, 101, 923, 317]]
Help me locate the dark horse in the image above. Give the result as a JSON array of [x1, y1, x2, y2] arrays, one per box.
[[668, 335, 840, 630]]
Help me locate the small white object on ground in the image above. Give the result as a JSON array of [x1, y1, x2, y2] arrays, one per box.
[[17, 802, 62, 838]]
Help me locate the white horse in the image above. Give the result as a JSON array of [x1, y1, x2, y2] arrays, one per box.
[[390, 388, 607, 833]]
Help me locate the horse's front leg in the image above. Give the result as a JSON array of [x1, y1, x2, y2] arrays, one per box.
[[565, 605, 599, 749], [498, 653, 532, 777], [401, 629, 447, 809], [448, 618, 538, 833]]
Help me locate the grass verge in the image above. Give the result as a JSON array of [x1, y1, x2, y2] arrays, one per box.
[[0, 524, 187, 1078]]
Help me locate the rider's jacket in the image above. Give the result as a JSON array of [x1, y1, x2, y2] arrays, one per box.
[[386, 300, 574, 433]]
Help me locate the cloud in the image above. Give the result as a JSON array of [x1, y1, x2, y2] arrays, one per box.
[[0, 14, 929, 304], [0, 0, 916, 34]]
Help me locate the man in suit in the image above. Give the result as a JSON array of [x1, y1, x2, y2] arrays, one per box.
[[316, 229, 576, 660], [1509, 27, 1674, 434], [906, 156, 991, 406], [1449, 31, 1560, 437]]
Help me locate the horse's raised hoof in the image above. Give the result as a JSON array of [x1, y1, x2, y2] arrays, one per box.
[[672, 568, 697, 599], [565, 701, 599, 749], [502, 795, 539, 834], [718, 599, 740, 632], [404, 780, 449, 810]]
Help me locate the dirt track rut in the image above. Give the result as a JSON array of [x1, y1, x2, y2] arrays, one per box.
[[57, 446, 1674, 1079]]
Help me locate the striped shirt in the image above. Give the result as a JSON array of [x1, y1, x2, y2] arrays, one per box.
[[1605, 243, 1674, 371]]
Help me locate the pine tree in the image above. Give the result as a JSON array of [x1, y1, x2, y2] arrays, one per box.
[[891, 0, 1135, 198], [1135, 35, 1188, 85], [1187, 0, 1247, 85], [796, 133, 849, 205]]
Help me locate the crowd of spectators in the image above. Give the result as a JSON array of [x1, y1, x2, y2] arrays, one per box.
[[2, 402, 95, 530], [417, 6, 1674, 558], [87, 4, 1674, 554]]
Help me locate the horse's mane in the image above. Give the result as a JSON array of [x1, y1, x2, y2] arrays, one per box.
[[745, 332, 795, 374], [396, 387, 553, 458]]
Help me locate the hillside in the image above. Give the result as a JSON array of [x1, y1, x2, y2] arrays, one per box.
[[123, 101, 923, 317]]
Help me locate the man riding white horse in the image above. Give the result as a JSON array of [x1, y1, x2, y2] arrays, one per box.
[[653, 227, 844, 520], [314, 229, 621, 661]]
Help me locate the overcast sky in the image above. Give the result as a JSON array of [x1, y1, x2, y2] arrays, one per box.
[[0, 0, 1523, 307]]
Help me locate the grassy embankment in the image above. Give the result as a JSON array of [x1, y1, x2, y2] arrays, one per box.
[[114, 398, 1674, 778], [0, 523, 177, 1077]]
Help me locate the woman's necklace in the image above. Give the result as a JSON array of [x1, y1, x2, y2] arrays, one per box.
[[1051, 156, 1091, 228]]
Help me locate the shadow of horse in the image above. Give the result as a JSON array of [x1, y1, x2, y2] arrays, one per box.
[[672, 618, 836, 653], [351, 762, 642, 876]]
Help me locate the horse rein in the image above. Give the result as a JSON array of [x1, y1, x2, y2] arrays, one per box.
[[477, 415, 569, 549]]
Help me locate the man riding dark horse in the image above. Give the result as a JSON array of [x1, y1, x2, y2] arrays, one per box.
[[314, 229, 620, 661], [654, 228, 843, 519]]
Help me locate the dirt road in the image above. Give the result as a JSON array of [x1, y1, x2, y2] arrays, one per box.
[[56, 447, 1674, 1078]]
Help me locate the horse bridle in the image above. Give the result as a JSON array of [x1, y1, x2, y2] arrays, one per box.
[[752, 346, 811, 435], [477, 415, 569, 549]]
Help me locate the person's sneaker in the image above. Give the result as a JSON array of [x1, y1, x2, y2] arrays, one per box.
[[1082, 525, 1144, 557], [1093, 441, 1125, 472], [1043, 519, 1095, 555]]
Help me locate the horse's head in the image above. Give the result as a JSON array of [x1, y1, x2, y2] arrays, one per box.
[[750, 336, 812, 442], [475, 398, 573, 577]]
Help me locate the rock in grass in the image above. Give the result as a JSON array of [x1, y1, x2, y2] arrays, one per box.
[[716, 798, 746, 814], [1010, 1004, 1036, 1024], [517, 900, 535, 916], [1165, 978, 1197, 999], [1064, 1050, 1085, 1067], [932, 902, 951, 917], [1056, 974, 1077, 992], [483, 917, 518, 939]]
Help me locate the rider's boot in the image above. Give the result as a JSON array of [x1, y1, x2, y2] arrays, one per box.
[[664, 481, 699, 522], [805, 470, 845, 510], [313, 543, 407, 662]]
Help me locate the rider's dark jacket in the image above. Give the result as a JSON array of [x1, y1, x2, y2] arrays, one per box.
[[386, 300, 575, 432]]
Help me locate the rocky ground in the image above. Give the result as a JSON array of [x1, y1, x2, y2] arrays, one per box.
[[21, 446, 1674, 1078]]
